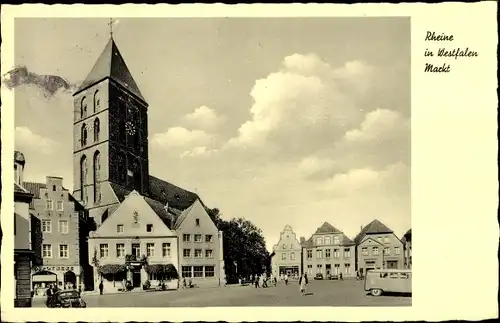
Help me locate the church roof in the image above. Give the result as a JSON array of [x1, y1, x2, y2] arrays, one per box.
[[109, 176, 203, 229], [354, 219, 394, 244], [74, 37, 147, 104]]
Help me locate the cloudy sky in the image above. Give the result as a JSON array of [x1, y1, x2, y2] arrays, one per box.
[[12, 17, 410, 251]]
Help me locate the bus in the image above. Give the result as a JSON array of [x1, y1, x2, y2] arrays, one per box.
[[364, 269, 412, 297]]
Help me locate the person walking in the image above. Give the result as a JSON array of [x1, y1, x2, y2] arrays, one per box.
[[299, 273, 308, 296], [254, 275, 259, 288], [284, 274, 289, 285], [99, 281, 104, 295], [45, 284, 53, 308]]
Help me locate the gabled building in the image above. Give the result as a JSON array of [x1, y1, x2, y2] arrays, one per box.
[[174, 199, 224, 287], [401, 229, 412, 269], [271, 225, 302, 279], [14, 151, 35, 307], [88, 190, 179, 292], [71, 35, 224, 290], [302, 222, 356, 279], [354, 219, 404, 274], [23, 175, 93, 294]]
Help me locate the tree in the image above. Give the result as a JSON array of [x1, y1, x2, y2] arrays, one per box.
[[207, 208, 270, 281]]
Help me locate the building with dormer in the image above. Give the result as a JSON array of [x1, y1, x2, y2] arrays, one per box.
[[301, 222, 356, 278], [354, 219, 404, 274], [72, 35, 224, 290], [271, 225, 302, 279]]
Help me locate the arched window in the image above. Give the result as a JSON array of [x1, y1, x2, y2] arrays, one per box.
[[93, 90, 100, 113], [93, 151, 101, 203], [81, 97, 87, 119], [80, 155, 88, 204], [93, 118, 100, 142], [81, 123, 88, 147]]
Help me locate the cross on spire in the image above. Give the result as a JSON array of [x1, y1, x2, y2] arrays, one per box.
[[108, 18, 115, 38]]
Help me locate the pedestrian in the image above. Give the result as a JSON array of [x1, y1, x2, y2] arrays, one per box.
[[260, 275, 265, 288], [254, 275, 259, 288], [284, 274, 288, 285], [339, 272, 343, 280], [122, 279, 126, 292], [182, 277, 187, 289], [45, 284, 53, 307], [299, 273, 308, 296], [99, 281, 104, 295]]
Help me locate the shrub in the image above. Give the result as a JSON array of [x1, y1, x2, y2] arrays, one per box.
[[143, 280, 151, 290]]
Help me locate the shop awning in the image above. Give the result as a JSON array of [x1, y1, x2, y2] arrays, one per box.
[[32, 274, 57, 282]]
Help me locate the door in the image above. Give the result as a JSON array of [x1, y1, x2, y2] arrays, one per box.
[[132, 270, 141, 288]]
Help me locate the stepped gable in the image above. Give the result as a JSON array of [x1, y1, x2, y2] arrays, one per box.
[[354, 219, 394, 244]]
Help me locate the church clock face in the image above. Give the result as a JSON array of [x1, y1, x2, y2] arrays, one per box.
[[125, 121, 136, 135]]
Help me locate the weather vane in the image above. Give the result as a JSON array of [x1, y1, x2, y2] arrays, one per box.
[[108, 18, 115, 37]]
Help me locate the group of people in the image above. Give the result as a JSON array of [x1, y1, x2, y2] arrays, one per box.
[[45, 284, 60, 307]]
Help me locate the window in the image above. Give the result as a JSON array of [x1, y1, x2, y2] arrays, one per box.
[[205, 235, 213, 242], [46, 200, 53, 210], [395, 247, 400, 255], [162, 243, 171, 257], [384, 247, 390, 255], [290, 252, 295, 260], [52, 185, 56, 191], [80, 155, 88, 203], [132, 243, 140, 258], [42, 220, 52, 233], [334, 264, 340, 275], [58, 220, 68, 234], [361, 247, 368, 256], [345, 263, 351, 274], [59, 244, 69, 258], [116, 224, 124, 233], [333, 248, 340, 259], [146, 243, 155, 257], [183, 249, 191, 258], [93, 151, 101, 203], [324, 236, 332, 245], [384, 237, 389, 244], [307, 249, 312, 259], [205, 266, 215, 277], [81, 96, 87, 118], [116, 243, 125, 258], [93, 90, 100, 113], [193, 266, 203, 278], [42, 244, 52, 258], [281, 253, 287, 260], [56, 201, 64, 211], [183, 234, 191, 242], [194, 249, 203, 258], [307, 265, 313, 275], [182, 266, 192, 278], [316, 249, 323, 259], [343, 248, 351, 258], [100, 244, 109, 258], [373, 247, 379, 256], [325, 249, 331, 258], [333, 236, 340, 245], [315, 237, 323, 245], [205, 249, 213, 258], [94, 118, 100, 142], [146, 224, 153, 232], [81, 123, 88, 146], [195, 218, 200, 226], [316, 264, 323, 273], [194, 234, 202, 242]]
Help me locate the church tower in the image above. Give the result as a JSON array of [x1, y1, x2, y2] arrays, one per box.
[[72, 36, 149, 208]]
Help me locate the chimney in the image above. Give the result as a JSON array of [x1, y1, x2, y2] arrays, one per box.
[[300, 237, 306, 245], [14, 151, 26, 185]]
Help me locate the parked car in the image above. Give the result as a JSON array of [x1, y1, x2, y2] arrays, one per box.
[[50, 290, 87, 308], [314, 273, 324, 280], [326, 274, 339, 280]]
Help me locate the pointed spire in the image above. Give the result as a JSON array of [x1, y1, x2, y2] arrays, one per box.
[[74, 36, 147, 104]]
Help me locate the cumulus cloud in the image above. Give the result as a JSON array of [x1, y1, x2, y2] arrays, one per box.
[[297, 156, 337, 180], [181, 146, 219, 159], [15, 126, 59, 154], [151, 127, 213, 149], [182, 105, 226, 131], [225, 53, 378, 155], [320, 162, 409, 198]]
